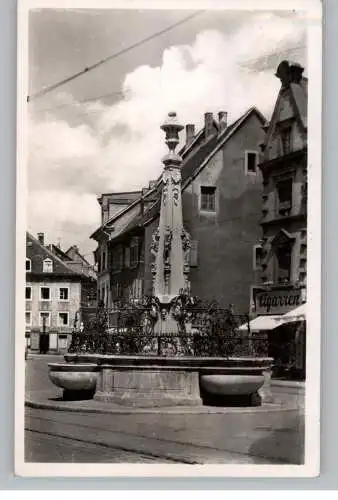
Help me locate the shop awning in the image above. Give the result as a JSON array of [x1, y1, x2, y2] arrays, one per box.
[[281, 304, 306, 323], [238, 315, 285, 332]]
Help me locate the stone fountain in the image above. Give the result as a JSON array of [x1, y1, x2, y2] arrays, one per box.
[[48, 112, 273, 407]]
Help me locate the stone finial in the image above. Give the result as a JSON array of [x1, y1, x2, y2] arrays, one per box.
[[161, 112, 184, 153], [161, 112, 184, 167], [275, 60, 304, 86]]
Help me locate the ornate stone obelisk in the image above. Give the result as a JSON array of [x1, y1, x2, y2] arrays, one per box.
[[151, 112, 191, 333]]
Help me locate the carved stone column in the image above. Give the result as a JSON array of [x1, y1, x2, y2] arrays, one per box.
[[150, 112, 191, 334]]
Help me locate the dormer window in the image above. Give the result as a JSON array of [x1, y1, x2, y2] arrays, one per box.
[[26, 258, 31, 272], [43, 258, 53, 273], [280, 126, 292, 156]]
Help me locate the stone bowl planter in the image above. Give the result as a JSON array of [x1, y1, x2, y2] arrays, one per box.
[[200, 372, 266, 407], [48, 363, 98, 400]]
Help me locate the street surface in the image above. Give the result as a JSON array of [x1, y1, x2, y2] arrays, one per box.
[[25, 355, 305, 464]]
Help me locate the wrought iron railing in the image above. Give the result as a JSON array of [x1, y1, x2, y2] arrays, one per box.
[[68, 330, 269, 357], [68, 297, 270, 358]]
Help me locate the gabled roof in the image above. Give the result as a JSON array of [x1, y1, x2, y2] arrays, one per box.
[[105, 107, 265, 241], [65, 245, 92, 267], [26, 232, 86, 278], [263, 69, 308, 151], [47, 243, 73, 262], [290, 79, 307, 129], [182, 107, 265, 189]]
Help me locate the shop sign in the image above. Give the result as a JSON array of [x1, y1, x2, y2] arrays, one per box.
[[254, 289, 302, 315]]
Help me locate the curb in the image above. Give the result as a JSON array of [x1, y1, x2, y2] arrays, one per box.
[[25, 398, 300, 415]]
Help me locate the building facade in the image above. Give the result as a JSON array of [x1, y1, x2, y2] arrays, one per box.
[[25, 232, 97, 353], [92, 107, 267, 313], [250, 61, 307, 379]]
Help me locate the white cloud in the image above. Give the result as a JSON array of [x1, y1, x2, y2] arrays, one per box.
[[28, 12, 306, 255]]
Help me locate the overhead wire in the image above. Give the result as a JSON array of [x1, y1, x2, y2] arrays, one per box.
[[27, 10, 205, 103], [32, 43, 306, 116]]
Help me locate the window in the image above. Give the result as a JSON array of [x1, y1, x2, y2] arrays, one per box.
[[25, 286, 32, 300], [59, 287, 69, 301], [253, 245, 264, 271], [25, 312, 31, 326], [130, 239, 139, 268], [277, 178, 293, 216], [43, 258, 53, 273], [101, 251, 106, 271], [58, 312, 69, 326], [190, 240, 198, 267], [26, 258, 31, 271], [40, 287, 50, 301], [200, 186, 216, 212], [112, 245, 123, 271], [276, 244, 292, 283], [280, 127, 292, 155], [124, 247, 130, 268], [39, 311, 51, 327], [245, 151, 259, 174]]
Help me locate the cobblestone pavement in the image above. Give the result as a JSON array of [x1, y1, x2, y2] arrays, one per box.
[[24, 355, 305, 464]]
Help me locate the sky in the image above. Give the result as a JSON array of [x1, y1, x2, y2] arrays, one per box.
[[27, 8, 307, 262]]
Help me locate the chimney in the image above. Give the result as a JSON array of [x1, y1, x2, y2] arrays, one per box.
[[290, 62, 304, 84], [204, 112, 214, 139], [37, 232, 44, 246], [218, 111, 228, 133], [185, 124, 195, 148]]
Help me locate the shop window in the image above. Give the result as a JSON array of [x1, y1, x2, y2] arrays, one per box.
[[25, 286, 32, 300], [275, 244, 292, 284], [58, 312, 69, 326], [277, 178, 293, 216], [59, 287, 69, 301], [26, 258, 31, 271], [39, 311, 51, 327], [43, 258, 53, 273], [245, 151, 259, 174], [40, 287, 50, 301], [253, 245, 263, 271], [200, 186, 216, 212], [25, 311, 31, 326]]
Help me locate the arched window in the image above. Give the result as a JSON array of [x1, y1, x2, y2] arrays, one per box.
[[43, 258, 53, 273]]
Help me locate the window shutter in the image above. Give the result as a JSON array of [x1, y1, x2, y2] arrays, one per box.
[[190, 240, 198, 267]]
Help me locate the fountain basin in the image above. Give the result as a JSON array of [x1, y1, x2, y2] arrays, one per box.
[[48, 363, 99, 400], [55, 355, 273, 407]]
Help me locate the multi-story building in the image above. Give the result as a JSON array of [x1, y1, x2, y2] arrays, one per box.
[[92, 106, 267, 313], [250, 61, 307, 378], [25, 232, 97, 353]]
